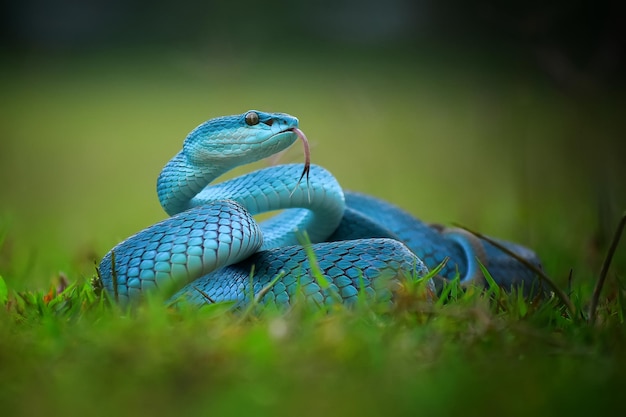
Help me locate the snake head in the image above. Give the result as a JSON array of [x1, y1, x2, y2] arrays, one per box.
[[183, 110, 300, 166]]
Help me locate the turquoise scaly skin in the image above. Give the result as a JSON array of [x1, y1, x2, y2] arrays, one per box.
[[98, 111, 541, 306]]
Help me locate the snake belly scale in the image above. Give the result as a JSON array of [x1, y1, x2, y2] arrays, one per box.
[[98, 111, 541, 306]]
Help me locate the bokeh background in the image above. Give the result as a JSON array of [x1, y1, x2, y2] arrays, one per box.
[[1, 0, 625, 288]]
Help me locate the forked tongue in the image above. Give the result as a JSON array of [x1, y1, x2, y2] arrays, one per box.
[[289, 127, 311, 200]]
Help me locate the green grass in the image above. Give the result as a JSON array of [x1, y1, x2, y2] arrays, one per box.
[[1, 47, 625, 416], [1, 261, 625, 417]]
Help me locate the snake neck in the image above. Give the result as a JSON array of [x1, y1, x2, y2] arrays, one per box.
[[157, 151, 228, 216]]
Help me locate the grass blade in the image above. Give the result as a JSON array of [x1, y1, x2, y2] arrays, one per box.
[[0, 275, 7, 305], [589, 211, 626, 324], [453, 223, 577, 319]]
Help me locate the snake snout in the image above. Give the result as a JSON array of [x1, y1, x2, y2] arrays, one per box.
[[266, 112, 299, 129]]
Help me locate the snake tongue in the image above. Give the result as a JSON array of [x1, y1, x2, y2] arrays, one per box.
[[289, 127, 311, 198]]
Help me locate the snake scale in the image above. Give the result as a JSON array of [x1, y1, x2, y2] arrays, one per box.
[[98, 111, 541, 306]]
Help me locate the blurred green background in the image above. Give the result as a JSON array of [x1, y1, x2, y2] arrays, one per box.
[[1, 0, 624, 288]]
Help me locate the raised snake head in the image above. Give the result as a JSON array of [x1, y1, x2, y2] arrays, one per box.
[[182, 110, 300, 167]]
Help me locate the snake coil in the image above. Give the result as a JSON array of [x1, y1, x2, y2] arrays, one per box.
[[98, 111, 541, 306]]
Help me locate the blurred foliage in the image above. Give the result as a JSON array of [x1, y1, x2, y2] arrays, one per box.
[[0, 2, 625, 416], [1, 45, 624, 289]]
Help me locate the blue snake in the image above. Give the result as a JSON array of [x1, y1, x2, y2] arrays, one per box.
[[98, 111, 541, 306]]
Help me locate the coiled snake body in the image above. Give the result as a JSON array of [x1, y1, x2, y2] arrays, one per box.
[[98, 111, 540, 306]]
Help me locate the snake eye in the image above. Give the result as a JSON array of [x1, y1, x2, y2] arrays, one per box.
[[245, 111, 260, 126]]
